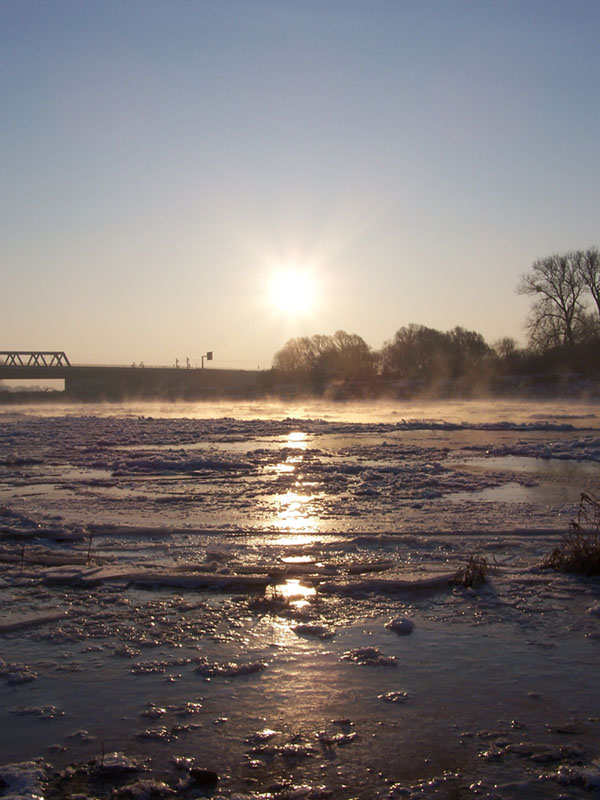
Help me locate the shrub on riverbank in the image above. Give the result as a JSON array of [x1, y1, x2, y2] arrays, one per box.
[[543, 493, 600, 576]]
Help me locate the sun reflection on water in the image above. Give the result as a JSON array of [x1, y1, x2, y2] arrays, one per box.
[[268, 578, 316, 609], [272, 534, 324, 546], [273, 463, 295, 474], [275, 491, 319, 532], [286, 431, 308, 449], [270, 431, 321, 532], [281, 555, 315, 564], [279, 490, 310, 506]]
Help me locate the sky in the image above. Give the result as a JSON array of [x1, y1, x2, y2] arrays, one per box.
[[1, 1, 599, 370]]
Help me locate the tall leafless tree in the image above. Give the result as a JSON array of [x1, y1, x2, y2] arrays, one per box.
[[273, 331, 374, 380], [518, 252, 588, 349], [380, 324, 490, 379], [576, 246, 600, 319]]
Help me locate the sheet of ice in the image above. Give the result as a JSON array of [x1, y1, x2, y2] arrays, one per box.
[[2, 400, 600, 798], [0, 611, 66, 633]]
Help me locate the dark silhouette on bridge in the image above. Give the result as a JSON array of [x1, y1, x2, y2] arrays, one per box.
[[0, 351, 263, 400]]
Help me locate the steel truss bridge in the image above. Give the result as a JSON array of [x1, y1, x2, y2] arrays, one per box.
[[0, 351, 71, 368], [0, 351, 262, 400]]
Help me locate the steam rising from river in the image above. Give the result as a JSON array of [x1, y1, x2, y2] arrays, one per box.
[[3, 397, 599, 426]]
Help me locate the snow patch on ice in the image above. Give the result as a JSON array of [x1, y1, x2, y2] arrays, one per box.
[[0, 761, 47, 800]]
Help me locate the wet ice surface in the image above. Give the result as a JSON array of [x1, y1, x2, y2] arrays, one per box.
[[1, 399, 600, 799]]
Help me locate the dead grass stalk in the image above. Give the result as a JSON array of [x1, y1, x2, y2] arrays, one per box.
[[542, 492, 600, 576], [454, 554, 493, 588]]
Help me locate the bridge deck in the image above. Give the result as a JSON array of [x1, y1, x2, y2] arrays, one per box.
[[0, 362, 265, 399]]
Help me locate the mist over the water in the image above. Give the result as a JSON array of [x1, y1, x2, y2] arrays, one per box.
[[1, 397, 599, 427]]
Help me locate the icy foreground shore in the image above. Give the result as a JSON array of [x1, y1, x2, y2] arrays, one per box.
[[1, 400, 600, 799]]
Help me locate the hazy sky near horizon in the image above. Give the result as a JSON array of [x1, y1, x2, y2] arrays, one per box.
[[2, 1, 599, 369]]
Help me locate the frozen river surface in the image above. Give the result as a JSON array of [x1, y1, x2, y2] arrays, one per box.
[[1, 398, 600, 799]]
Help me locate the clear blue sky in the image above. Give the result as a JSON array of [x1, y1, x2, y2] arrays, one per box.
[[2, 1, 599, 368]]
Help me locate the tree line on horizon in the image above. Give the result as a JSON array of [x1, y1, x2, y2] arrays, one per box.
[[270, 247, 600, 391]]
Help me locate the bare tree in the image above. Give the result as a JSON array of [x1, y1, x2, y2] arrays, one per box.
[[273, 331, 374, 381], [518, 252, 587, 349], [380, 324, 450, 379], [272, 337, 311, 372], [493, 337, 518, 360], [447, 326, 491, 375], [330, 330, 375, 379], [577, 246, 600, 319], [380, 324, 490, 379]]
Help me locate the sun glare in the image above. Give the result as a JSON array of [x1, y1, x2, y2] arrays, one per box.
[[270, 269, 315, 314]]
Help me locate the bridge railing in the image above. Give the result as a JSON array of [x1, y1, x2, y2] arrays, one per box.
[[0, 351, 71, 368]]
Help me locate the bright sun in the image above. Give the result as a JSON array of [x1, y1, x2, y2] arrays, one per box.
[[269, 269, 315, 314]]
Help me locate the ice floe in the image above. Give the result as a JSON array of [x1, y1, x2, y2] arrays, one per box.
[[0, 761, 47, 800], [385, 616, 415, 634], [195, 658, 267, 677], [341, 647, 398, 666], [97, 751, 142, 775], [292, 623, 336, 639], [378, 691, 410, 703], [0, 660, 37, 685]]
